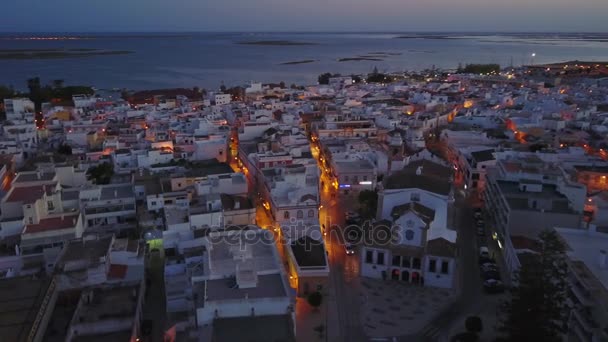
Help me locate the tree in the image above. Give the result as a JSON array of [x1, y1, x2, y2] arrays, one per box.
[[279, 81, 285, 89], [307, 291, 323, 309], [57, 143, 73, 155], [499, 229, 569, 341], [366, 72, 388, 83], [86, 162, 114, 185], [350, 75, 362, 84], [317, 73, 332, 85], [27, 77, 43, 112], [450, 316, 482, 342], [358, 190, 378, 219]]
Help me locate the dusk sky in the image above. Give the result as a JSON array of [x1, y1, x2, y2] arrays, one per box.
[[1, 0, 607, 32]]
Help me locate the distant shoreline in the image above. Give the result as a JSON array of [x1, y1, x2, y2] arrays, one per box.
[[236, 40, 318, 46], [0, 49, 133, 60]]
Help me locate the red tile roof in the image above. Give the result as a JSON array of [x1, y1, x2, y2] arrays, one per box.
[[22, 214, 79, 234], [107, 264, 128, 279], [6, 184, 56, 204]]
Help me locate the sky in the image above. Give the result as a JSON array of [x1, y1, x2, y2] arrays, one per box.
[[1, 0, 607, 32]]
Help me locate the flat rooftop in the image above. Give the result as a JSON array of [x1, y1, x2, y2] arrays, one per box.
[[23, 213, 80, 235], [207, 230, 279, 276], [0, 276, 54, 342], [74, 284, 140, 324], [334, 159, 375, 171], [212, 315, 295, 342], [5, 184, 56, 204], [57, 236, 113, 271], [290, 236, 327, 267], [497, 180, 576, 214], [100, 183, 134, 200], [204, 273, 287, 301], [556, 228, 608, 291], [13, 172, 55, 183]]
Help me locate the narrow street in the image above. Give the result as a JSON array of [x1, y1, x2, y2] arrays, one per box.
[[143, 252, 167, 342], [416, 193, 481, 341], [319, 179, 366, 342]]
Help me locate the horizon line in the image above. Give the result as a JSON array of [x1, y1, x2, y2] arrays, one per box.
[[0, 30, 607, 34]]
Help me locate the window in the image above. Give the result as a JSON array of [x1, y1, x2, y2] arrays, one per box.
[[377, 252, 385, 265], [284, 211, 290, 220], [28, 217, 33, 224], [410, 193, 420, 202], [353, 176, 358, 183], [405, 229, 415, 241], [472, 173, 480, 180], [363, 175, 368, 181], [392, 255, 401, 266], [297, 210, 303, 219], [344, 176, 349, 182], [151, 201, 157, 206], [429, 259, 437, 273], [365, 250, 373, 263], [308, 210, 314, 218], [401, 256, 411, 268], [481, 165, 486, 169], [441, 261, 449, 274], [412, 258, 421, 269], [47, 201, 54, 211]]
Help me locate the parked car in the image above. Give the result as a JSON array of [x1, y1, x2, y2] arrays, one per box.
[[474, 212, 482, 219], [483, 279, 505, 294], [476, 227, 485, 236], [345, 211, 360, 220], [479, 246, 490, 258], [345, 243, 355, 255], [475, 219, 484, 227], [480, 262, 498, 273]]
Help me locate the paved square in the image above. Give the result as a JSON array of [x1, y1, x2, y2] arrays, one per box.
[[359, 278, 457, 338]]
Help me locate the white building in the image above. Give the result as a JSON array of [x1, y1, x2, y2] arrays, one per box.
[[193, 229, 294, 332], [363, 160, 458, 289], [4, 98, 35, 121]]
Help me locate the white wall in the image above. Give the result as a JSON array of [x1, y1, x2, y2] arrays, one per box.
[[196, 296, 291, 326]]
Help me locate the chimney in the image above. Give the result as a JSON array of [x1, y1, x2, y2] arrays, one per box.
[[600, 250, 607, 269]]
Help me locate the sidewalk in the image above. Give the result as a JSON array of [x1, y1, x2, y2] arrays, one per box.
[[295, 287, 341, 342]]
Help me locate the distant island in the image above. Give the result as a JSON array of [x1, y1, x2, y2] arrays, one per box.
[[280, 60, 317, 65], [395, 35, 454, 40], [237, 40, 318, 46], [338, 57, 383, 62], [0, 48, 133, 60]]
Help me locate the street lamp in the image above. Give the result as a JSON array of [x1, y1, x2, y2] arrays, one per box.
[[531, 53, 536, 65]]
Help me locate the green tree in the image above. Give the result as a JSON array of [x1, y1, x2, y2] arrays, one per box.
[[86, 162, 114, 185], [500, 229, 569, 341], [307, 291, 323, 309], [358, 190, 378, 219]]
